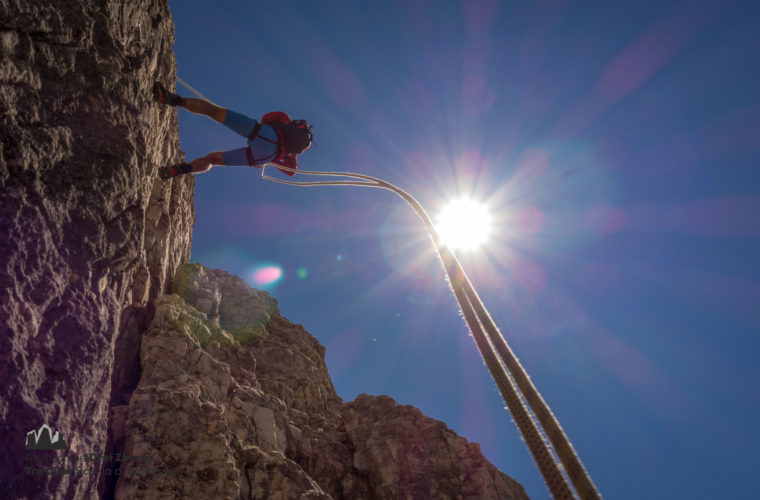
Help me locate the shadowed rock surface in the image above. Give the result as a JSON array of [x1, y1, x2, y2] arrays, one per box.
[[1, 0, 529, 498], [0, 0, 193, 497]]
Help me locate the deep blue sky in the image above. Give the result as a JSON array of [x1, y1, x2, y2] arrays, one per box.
[[168, 1, 760, 498]]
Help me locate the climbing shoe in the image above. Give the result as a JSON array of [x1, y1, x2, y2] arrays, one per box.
[[159, 163, 193, 179], [153, 81, 184, 107]]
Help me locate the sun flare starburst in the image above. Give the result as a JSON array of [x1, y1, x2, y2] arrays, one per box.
[[436, 198, 493, 251]]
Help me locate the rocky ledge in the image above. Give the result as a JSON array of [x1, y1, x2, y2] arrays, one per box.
[[113, 264, 529, 499]]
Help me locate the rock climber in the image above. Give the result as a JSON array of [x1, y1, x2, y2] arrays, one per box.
[[153, 82, 313, 179]]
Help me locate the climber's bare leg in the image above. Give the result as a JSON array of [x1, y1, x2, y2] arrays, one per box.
[[189, 151, 225, 174], [182, 98, 228, 124]]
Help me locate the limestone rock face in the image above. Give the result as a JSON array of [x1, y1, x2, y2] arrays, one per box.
[[340, 395, 528, 500], [115, 264, 529, 500], [0, 0, 193, 498]]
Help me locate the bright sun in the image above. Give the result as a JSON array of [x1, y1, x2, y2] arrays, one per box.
[[436, 198, 493, 251]]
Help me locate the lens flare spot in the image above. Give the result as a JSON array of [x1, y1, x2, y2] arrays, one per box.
[[297, 267, 309, 279], [251, 266, 283, 286], [336, 254, 343, 261]]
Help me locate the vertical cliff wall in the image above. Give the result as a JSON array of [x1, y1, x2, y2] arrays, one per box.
[[0, 1, 194, 498]]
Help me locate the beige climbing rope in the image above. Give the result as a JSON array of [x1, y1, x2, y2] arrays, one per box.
[[259, 162, 602, 499]]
